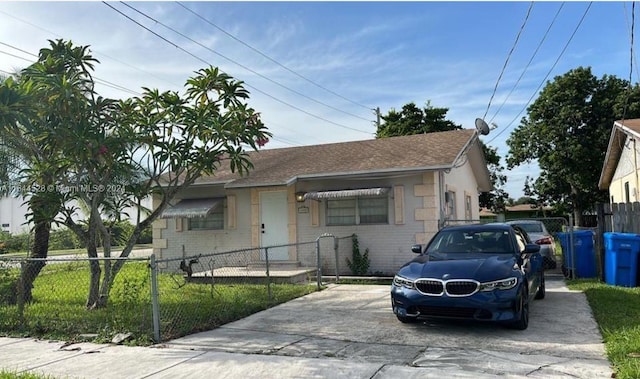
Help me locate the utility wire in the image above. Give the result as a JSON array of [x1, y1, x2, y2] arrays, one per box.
[[120, 2, 371, 123], [620, 1, 635, 126], [487, 2, 593, 144], [0, 10, 181, 90], [483, 1, 534, 121], [489, 3, 564, 123], [623, 2, 640, 83], [105, 2, 372, 134], [175, 1, 373, 112]]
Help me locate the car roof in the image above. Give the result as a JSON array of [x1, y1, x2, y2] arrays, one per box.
[[441, 223, 513, 232], [504, 219, 543, 224]]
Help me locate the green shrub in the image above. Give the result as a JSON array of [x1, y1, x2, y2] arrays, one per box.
[[0, 232, 31, 252], [48, 228, 83, 250], [346, 234, 370, 276], [0, 267, 18, 305], [136, 224, 152, 244]]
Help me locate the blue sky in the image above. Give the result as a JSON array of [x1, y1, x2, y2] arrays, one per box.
[[0, 1, 635, 199]]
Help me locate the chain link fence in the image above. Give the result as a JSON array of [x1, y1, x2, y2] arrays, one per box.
[[0, 234, 352, 344], [0, 256, 154, 342]]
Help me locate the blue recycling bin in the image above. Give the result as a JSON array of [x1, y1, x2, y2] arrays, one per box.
[[604, 232, 640, 287], [557, 230, 597, 278]]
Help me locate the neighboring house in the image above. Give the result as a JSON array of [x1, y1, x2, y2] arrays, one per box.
[[480, 204, 556, 222], [0, 194, 151, 235], [599, 119, 640, 203], [153, 129, 492, 275], [0, 196, 29, 234]]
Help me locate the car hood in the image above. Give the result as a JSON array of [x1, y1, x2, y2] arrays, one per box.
[[397, 254, 519, 282]]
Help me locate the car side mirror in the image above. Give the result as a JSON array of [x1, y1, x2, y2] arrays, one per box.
[[523, 244, 540, 255], [411, 244, 423, 254]]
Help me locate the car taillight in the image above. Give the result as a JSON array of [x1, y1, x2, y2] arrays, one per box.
[[535, 237, 553, 245]]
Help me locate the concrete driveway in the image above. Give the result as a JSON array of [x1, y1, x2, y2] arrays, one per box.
[[0, 275, 612, 378], [163, 275, 611, 378]]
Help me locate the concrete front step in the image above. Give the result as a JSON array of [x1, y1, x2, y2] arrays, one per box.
[[247, 260, 301, 270]]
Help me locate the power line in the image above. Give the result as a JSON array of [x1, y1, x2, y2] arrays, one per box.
[[489, 3, 565, 123], [624, 2, 640, 83], [487, 2, 593, 144], [620, 1, 635, 125], [483, 1, 534, 121], [0, 10, 182, 91], [104, 2, 372, 135], [120, 2, 371, 123], [175, 1, 373, 112]]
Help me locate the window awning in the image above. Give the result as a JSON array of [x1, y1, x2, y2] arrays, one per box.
[[161, 198, 223, 218], [304, 187, 390, 200]]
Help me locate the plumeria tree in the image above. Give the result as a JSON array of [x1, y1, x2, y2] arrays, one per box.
[[1, 39, 270, 308]]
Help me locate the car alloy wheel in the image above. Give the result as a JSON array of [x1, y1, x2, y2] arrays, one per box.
[[510, 288, 529, 330]]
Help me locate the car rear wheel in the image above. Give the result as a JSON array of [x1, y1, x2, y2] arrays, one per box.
[[535, 272, 546, 300], [509, 288, 529, 330], [397, 315, 419, 323]]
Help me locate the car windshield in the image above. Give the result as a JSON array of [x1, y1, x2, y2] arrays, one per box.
[[426, 229, 514, 258], [513, 223, 543, 233]]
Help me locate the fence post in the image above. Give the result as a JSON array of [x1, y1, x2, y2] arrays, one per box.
[[149, 254, 161, 343], [264, 247, 272, 303], [334, 236, 340, 284], [315, 238, 321, 290], [17, 261, 25, 326]]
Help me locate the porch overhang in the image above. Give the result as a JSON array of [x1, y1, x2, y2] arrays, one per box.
[[303, 187, 390, 200], [161, 198, 223, 218]]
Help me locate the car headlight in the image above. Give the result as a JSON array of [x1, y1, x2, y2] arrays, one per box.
[[479, 277, 518, 292], [393, 275, 415, 289]]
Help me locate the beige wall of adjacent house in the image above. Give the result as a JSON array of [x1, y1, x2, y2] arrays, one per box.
[[610, 138, 640, 203]]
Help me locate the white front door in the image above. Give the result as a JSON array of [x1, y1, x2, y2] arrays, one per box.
[[260, 191, 289, 260]]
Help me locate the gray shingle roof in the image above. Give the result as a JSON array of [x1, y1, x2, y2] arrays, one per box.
[[195, 129, 479, 188]]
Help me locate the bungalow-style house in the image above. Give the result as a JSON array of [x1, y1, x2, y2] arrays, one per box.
[[599, 119, 640, 203], [153, 129, 492, 275]]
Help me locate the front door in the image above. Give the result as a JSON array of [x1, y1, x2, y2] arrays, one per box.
[[260, 191, 289, 260]]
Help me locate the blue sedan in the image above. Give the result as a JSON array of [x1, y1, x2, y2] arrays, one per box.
[[391, 223, 545, 330]]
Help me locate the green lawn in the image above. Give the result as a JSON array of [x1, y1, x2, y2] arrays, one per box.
[[0, 371, 53, 379], [0, 261, 317, 345], [567, 279, 640, 379]]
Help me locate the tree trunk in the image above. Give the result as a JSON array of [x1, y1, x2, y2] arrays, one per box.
[[95, 231, 111, 309], [86, 221, 101, 309], [19, 220, 50, 303]]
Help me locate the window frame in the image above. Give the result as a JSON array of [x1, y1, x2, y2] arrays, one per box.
[[187, 207, 225, 231], [325, 195, 389, 226]]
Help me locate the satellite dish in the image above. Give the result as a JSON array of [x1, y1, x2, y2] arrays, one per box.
[[475, 118, 490, 135]]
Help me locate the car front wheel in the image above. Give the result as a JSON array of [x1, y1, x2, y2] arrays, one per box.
[[509, 287, 529, 330], [535, 272, 546, 300]]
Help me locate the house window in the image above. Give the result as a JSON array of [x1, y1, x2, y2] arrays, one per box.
[[445, 191, 456, 218], [465, 195, 472, 220], [188, 210, 224, 230], [326, 196, 388, 226]]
